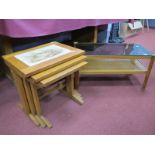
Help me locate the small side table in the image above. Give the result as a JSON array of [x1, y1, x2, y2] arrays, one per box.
[[3, 42, 87, 128]]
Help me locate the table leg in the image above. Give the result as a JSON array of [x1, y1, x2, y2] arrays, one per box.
[[142, 57, 155, 89], [71, 90, 84, 105], [29, 82, 42, 115], [22, 78, 51, 127], [23, 79, 36, 115], [74, 71, 80, 89], [29, 82, 53, 128], [66, 74, 74, 96], [93, 26, 98, 43], [29, 114, 40, 126], [11, 71, 45, 127], [66, 74, 84, 105], [146, 19, 149, 31], [11, 71, 30, 114], [29, 82, 46, 128]]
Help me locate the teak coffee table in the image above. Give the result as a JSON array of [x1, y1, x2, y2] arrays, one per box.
[[74, 42, 155, 89], [3, 42, 87, 128]]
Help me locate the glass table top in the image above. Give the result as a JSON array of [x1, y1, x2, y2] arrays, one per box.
[[74, 43, 154, 56]]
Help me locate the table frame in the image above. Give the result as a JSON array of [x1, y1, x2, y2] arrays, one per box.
[[80, 55, 155, 89], [3, 42, 86, 128]]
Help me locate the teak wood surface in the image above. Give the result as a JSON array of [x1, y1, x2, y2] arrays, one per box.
[[3, 42, 85, 78], [2, 42, 87, 128]]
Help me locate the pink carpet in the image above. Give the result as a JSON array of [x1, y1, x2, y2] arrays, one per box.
[[1, 28, 155, 135]]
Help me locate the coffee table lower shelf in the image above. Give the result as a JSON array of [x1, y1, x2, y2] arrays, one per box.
[[80, 58, 147, 75]]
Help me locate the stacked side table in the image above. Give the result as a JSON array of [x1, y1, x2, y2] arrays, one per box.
[[3, 42, 87, 128]]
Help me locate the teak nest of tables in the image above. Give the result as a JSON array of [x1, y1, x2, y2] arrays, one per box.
[[3, 42, 87, 128]]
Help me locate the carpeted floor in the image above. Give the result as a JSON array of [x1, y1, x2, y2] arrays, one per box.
[[0, 28, 155, 135]]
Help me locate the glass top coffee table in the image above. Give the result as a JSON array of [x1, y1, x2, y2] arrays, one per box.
[[74, 42, 155, 89]]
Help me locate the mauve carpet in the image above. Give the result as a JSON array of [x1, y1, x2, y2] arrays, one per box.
[[0, 28, 155, 135]]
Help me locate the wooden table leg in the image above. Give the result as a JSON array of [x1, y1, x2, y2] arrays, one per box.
[[18, 77, 52, 128], [29, 114, 40, 126], [66, 74, 74, 96], [11, 71, 30, 114], [74, 71, 80, 89], [29, 82, 42, 115], [11, 71, 44, 127], [29, 81, 53, 128], [142, 56, 155, 89], [66, 74, 84, 105], [93, 26, 98, 43], [71, 90, 84, 105], [40, 116, 52, 128], [20, 78, 49, 127], [23, 79, 36, 115]]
